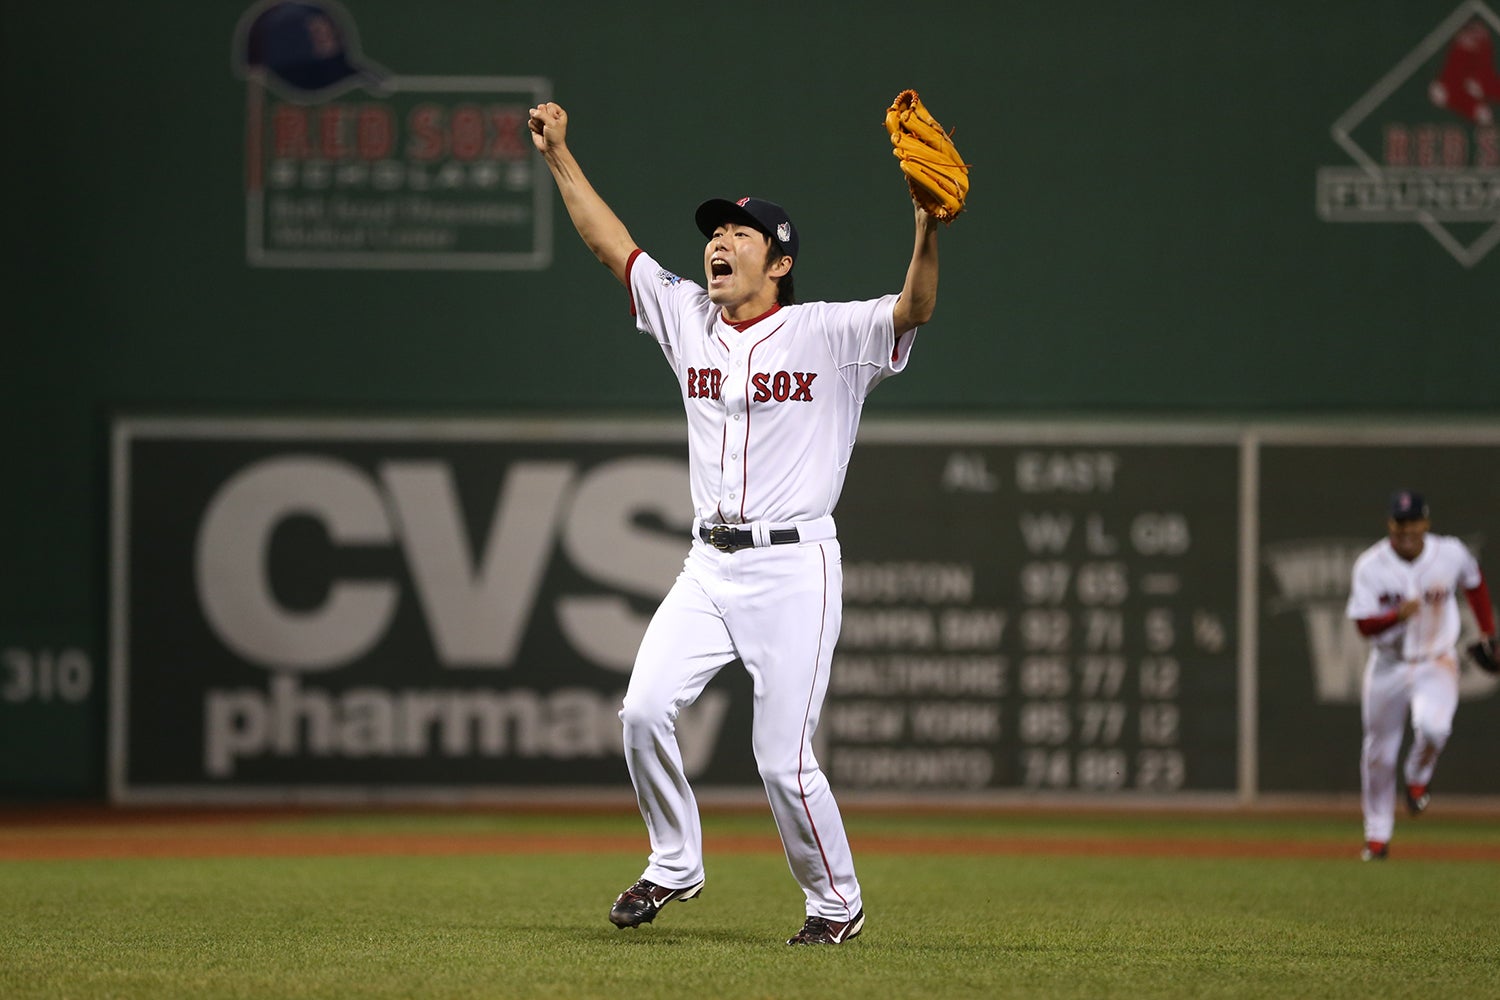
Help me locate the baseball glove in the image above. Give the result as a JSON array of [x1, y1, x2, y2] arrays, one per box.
[[1466, 636, 1500, 675], [885, 89, 970, 222]]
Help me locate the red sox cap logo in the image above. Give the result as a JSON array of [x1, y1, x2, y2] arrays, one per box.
[[1317, 2, 1500, 267]]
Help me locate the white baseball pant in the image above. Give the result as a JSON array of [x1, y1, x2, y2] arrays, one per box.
[[1360, 649, 1459, 843], [618, 532, 862, 922]]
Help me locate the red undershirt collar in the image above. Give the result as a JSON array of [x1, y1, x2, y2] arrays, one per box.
[[724, 303, 781, 332]]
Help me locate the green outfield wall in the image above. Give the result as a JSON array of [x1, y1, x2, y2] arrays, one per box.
[[4, 1, 1500, 800]]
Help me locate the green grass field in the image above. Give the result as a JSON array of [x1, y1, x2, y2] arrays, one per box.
[[2, 807, 1498, 999]]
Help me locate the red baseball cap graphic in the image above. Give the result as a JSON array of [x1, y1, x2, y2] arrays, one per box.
[[1429, 17, 1500, 124]]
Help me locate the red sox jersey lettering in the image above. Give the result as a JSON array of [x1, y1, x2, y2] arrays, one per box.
[[686, 368, 815, 403], [686, 367, 723, 400], [751, 371, 817, 402]]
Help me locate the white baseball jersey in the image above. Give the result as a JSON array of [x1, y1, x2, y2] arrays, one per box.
[[1345, 533, 1481, 661], [625, 249, 914, 525]]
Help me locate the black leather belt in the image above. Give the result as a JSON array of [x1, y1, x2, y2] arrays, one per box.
[[699, 524, 800, 553]]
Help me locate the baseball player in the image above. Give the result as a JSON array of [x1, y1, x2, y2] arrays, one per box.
[[527, 100, 942, 944], [1345, 489, 1495, 861]]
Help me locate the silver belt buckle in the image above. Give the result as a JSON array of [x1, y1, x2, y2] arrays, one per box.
[[708, 525, 738, 551]]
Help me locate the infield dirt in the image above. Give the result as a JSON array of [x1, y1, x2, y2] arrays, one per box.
[[1, 804, 1496, 862]]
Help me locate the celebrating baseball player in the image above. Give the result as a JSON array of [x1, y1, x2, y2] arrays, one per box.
[[527, 94, 958, 944], [1345, 489, 1496, 861]]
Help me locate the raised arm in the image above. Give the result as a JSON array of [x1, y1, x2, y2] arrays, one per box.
[[891, 204, 940, 338], [528, 102, 637, 285]]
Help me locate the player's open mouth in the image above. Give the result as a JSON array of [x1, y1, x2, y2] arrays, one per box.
[[710, 258, 731, 278]]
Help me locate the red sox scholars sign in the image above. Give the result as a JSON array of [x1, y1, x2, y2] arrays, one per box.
[[231, 0, 551, 270], [1317, 2, 1500, 266]]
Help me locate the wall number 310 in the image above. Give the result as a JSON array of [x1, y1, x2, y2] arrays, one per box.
[[1, 648, 92, 703]]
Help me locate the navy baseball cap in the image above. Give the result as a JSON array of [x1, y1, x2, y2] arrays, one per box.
[[1389, 489, 1429, 522], [238, 0, 385, 98], [695, 197, 800, 264]]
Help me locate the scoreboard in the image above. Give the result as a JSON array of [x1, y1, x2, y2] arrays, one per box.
[[828, 432, 1240, 793]]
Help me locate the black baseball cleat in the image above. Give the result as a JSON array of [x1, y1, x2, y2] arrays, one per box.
[[787, 908, 865, 945], [1361, 840, 1389, 862], [608, 878, 704, 929], [1405, 783, 1430, 816]]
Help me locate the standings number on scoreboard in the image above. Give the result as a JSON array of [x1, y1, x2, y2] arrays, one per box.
[[1009, 580, 1204, 793], [1020, 747, 1188, 792]]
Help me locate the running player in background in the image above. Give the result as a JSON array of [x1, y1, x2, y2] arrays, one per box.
[[1346, 489, 1495, 861], [526, 101, 942, 943]]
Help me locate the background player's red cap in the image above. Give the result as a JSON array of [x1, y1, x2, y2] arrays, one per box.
[[695, 197, 800, 266], [1389, 489, 1429, 522]]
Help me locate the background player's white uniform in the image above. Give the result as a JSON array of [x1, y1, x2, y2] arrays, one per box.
[[1345, 533, 1481, 845], [618, 247, 915, 923]]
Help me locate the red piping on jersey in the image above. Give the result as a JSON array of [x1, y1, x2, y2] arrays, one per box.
[[715, 423, 728, 524], [1467, 575, 1496, 634], [624, 248, 645, 315], [736, 319, 787, 520], [713, 329, 732, 523], [797, 544, 854, 918]]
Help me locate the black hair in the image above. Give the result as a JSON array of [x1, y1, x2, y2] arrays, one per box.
[[766, 239, 795, 306]]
